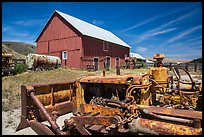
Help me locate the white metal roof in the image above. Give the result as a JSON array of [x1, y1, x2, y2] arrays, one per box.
[[55, 10, 131, 48], [146, 60, 154, 63], [130, 52, 146, 60]]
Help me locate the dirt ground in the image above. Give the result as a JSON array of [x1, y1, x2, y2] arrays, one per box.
[[2, 68, 202, 135], [2, 109, 74, 135]]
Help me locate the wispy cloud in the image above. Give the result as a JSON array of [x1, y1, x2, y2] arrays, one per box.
[[166, 25, 202, 43], [2, 26, 11, 32], [121, 4, 200, 33], [136, 46, 148, 52], [186, 36, 202, 43], [92, 19, 104, 26], [149, 9, 199, 33], [135, 9, 199, 43], [13, 19, 45, 26], [2, 26, 29, 37], [151, 28, 177, 36], [2, 25, 38, 45], [136, 27, 177, 43], [9, 31, 29, 37]]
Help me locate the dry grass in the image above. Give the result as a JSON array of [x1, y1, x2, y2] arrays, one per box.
[[3, 67, 201, 111], [2, 68, 149, 111]]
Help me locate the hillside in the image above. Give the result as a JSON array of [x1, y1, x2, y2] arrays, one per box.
[[190, 57, 202, 63], [146, 57, 191, 63], [2, 41, 36, 56], [2, 44, 26, 59]]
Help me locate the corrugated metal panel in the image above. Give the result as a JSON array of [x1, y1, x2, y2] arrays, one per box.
[[130, 52, 146, 60], [55, 10, 131, 48]]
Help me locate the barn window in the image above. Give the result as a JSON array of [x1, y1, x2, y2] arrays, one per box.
[[103, 41, 108, 51], [62, 51, 68, 60]]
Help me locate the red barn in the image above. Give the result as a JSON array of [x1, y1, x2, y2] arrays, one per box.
[[36, 10, 131, 70]]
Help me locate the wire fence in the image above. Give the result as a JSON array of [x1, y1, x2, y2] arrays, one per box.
[[163, 62, 202, 72]]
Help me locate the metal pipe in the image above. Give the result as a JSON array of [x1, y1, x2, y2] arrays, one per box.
[[30, 92, 61, 135], [141, 108, 194, 125], [126, 84, 151, 97], [129, 117, 201, 135]]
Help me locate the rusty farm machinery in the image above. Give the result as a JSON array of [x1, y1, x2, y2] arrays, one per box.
[[16, 54, 202, 135]]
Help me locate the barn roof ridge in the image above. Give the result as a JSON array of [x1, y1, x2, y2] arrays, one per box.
[[130, 52, 146, 60], [54, 10, 131, 48]]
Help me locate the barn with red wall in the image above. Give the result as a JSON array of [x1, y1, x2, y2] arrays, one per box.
[[36, 10, 131, 69]]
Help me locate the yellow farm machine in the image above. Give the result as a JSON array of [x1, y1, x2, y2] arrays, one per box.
[[16, 54, 202, 135]]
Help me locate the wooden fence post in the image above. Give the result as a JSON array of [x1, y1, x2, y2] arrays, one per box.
[[194, 62, 197, 72], [169, 62, 172, 71], [185, 63, 188, 71]]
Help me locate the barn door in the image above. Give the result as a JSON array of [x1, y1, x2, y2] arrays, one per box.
[[105, 56, 111, 70], [93, 57, 99, 71]]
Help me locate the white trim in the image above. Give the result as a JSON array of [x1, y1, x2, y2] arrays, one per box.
[[103, 41, 108, 51], [105, 56, 111, 69], [62, 51, 68, 60]]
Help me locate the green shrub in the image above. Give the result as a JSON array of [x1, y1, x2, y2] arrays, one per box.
[[13, 64, 27, 74]]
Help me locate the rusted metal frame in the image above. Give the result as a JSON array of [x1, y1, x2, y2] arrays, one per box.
[[172, 66, 200, 105], [80, 104, 124, 118], [93, 98, 136, 114], [50, 86, 54, 106], [72, 115, 119, 127], [128, 118, 159, 135], [181, 90, 200, 95], [129, 118, 202, 135], [100, 98, 127, 110], [176, 65, 200, 89], [28, 89, 62, 135], [79, 75, 143, 84], [75, 124, 92, 135], [130, 86, 150, 95], [69, 85, 73, 101], [140, 108, 194, 125], [27, 120, 55, 135], [125, 84, 152, 97], [88, 125, 106, 132], [172, 67, 183, 103], [137, 105, 202, 120], [71, 115, 119, 135], [37, 101, 74, 122], [16, 85, 30, 131], [149, 78, 167, 93]]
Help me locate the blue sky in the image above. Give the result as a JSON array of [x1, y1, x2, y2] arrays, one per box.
[[2, 2, 202, 59]]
